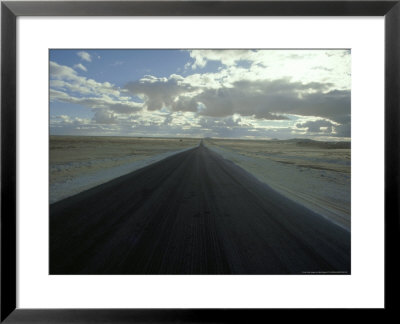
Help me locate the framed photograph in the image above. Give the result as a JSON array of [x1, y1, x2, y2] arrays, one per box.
[[1, 0, 399, 322]]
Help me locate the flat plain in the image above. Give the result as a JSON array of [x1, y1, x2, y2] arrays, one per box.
[[205, 138, 350, 229], [50, 136, 199, 203], [50, 136, 351, 274]]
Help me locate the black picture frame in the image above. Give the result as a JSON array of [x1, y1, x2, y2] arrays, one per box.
[[1, 0, 399, 322]]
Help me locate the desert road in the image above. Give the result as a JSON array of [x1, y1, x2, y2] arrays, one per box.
[[50, 142, 350, 274]]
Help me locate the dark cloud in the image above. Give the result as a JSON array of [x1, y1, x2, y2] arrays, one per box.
[[92, 110, 117, 124], [296, 120, 334, 133], [182, 79, 346, 122], [291, 89, 350, 124], [335, 122, 351, 137], [296, 119, 351, 137], [196, 116, 300, 139], [124, 76, 195, 111], [123, 76, 350, 137]]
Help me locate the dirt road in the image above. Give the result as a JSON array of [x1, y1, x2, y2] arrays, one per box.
[[50, 143, 350, 274]]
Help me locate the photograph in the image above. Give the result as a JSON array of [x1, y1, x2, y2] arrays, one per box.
[[49, 49, 351, 275]]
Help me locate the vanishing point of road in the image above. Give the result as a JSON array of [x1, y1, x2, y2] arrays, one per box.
[[50, 142, 350, 274]]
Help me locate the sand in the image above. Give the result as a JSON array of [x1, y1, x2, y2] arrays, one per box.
[[49, 136, 200, 203], [50, 144, 350, 274], [204, 138, 350, 230], [49, 136, 351, 231]]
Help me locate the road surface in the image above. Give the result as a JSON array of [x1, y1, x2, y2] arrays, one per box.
[[50, 143, 350, 274]]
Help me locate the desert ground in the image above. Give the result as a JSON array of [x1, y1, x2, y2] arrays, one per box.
[[49, 136, 199, 203], [204, 138, 350, 230], [50, 141, 350, 274], [50, 136, 350, 230], [50, 136, 350, 274]]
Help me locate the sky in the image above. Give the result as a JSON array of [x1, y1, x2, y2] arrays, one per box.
[[50, 49, 351, 140]]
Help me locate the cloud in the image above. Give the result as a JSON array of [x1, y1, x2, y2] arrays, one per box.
[[51, 115, 91, 126], [124, 75, 196, 111], [122, 50, 350, 138], [189, 50, 255, 69], [296, 119, 335, 133], [192, 115, 303, 139], [51, 89, 142, 114], [50, 115, 118, 136], [311, 66, 333, 72], [122, 65, 350, 138], [335, 122, 351, 137], [92, 109, 117, 124], [186, 49, 351, 90], [193, 79, 336, 120], [50, 61, 119, 97], [50, 61, 143, 115], [125, 74, 349, 124], [77, 51, 92, 62], [50, 61, 77, 80], [51, 61, 118, 95], [296, 118, 351, 137], [74, 63, 87, 72], [51, 50, 351, 139], [111, 61, 124, 66]]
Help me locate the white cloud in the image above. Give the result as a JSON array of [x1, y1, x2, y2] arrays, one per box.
[[122, 57, 349, 137], [74, 63, 87, 72], [51, 115, 91, 126], [296, 119, 337, 134], [121, 50, 351, 138], [50, 61, 123, 98], [50, 61, 77, 80], [51, 50, 351, 139], [189, 50, 254, 69], [77, 51, 92, 62], [50, 61, 144, 117], [111, 61, 124, 66], [51, 89, 142, 114], [187, 49, 351, 90]]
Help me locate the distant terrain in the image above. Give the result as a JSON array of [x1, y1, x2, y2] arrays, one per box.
[[50, 141, 350, 274], [49, 136, 199, 203], [50, 136, 351, 274], [50, 136, 350, 230], [204, 138, 350, 229]]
